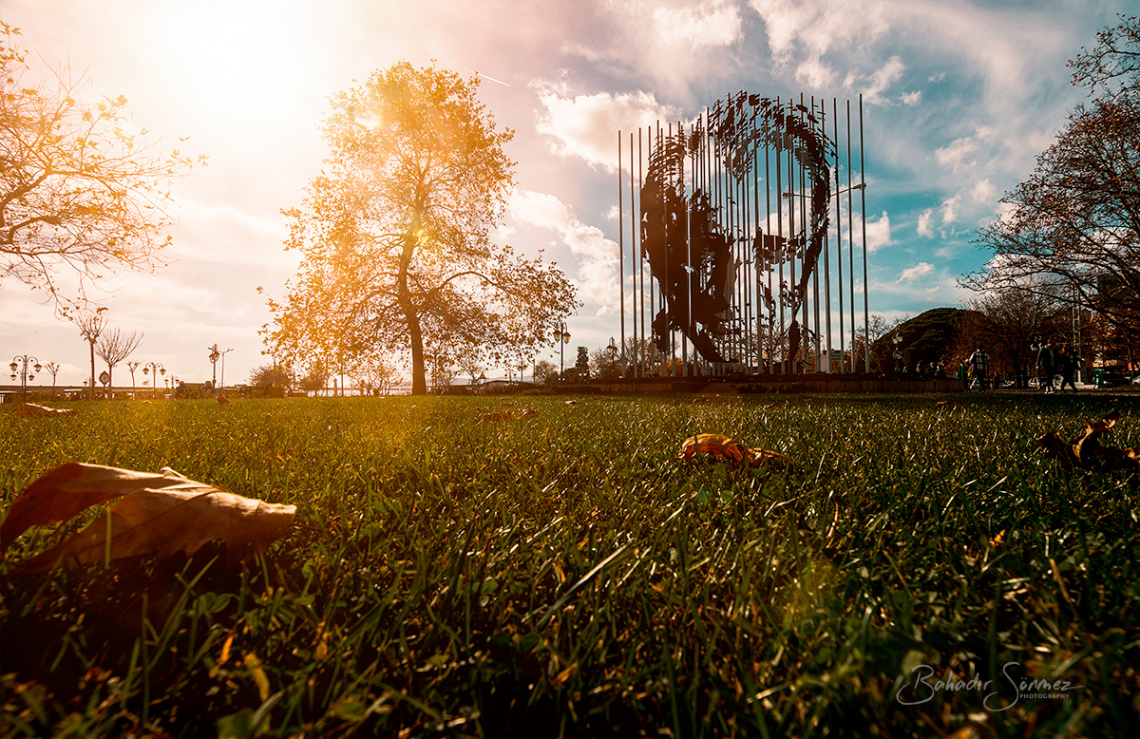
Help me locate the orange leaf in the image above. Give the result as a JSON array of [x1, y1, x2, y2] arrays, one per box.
[[676, 433, 790, 471], [2, 463, 295, 574]]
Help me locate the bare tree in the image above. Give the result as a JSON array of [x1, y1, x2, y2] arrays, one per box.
[[43, 361, 60, 398], [95, 327, 143, 399], [127, 361, 140, 393], [73, 306, 107, 399]]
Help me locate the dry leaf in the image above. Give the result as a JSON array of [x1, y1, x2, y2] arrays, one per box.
[[676, 433, 790, 471], [692, 396, 710, 404], [217, 395, 231, 406], [765, 401, 788, 409], [2, 463, 295, 574], [518, 408, 538, 418], [936, 401, 963, 410], [15, 403, 77, 417], [477, 411, 513, 423], [565, 400, 579, 406], [1039, 411, 1140, 472]]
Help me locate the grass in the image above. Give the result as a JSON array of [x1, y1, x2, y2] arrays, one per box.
[[1, 393, 1138, 737]]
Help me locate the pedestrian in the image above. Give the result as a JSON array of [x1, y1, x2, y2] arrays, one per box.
[[968, 346, 990, 390], [1036, 340, 1057, 394], [1057, 347, 1078, 393]]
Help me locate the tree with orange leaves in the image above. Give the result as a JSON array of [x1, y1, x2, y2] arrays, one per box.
[[263, 62, 577, 395]]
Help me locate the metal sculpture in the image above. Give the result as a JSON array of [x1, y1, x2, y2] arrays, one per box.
[[618, 94, 869, 377]]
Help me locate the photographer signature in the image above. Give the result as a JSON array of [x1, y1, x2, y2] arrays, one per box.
[[896, 661, 1085, 712]]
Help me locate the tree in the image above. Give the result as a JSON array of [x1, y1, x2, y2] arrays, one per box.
[[263, 62, 577, 395], [249, 363, 292, 398], [456, 354, 484, 387], [533, 359, 558, 386], [966, 19, 1140, 346], [127, 360, 140, 392], [573, 346, 590, 380], [1069, 14, 1140, 100], [951, 289, 1068, 384], [72, 306, 106, 399], [0, 24, 201, 307], [95, 326, 142, 399]]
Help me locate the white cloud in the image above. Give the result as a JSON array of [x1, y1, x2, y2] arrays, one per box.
[[916, 208, 934, 238], [863, 55, 905, 104], [653, 0, 742, 50], [940, 195, 960, 226], [899, 90, 922, 106], [934, 136, 980, 173], [970, 178, 997, 205], [866, 211, 891, 253], [508, 189, 618, 309], [533, 82, 681, 171], [898, 262, 933, 282]]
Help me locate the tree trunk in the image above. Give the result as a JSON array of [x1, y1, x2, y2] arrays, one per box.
[[400, 223, 427, 395]]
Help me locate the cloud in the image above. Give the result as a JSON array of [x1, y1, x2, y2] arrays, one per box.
[[898, 261, 933, 282], [970, 178, 997, 205], [899, 90, 922, 106], [866, 211, 891, 253], [533, 82, 681, 171], [653, 0, 742, 50], [934, 136, 980, 173], [940, 195, 960, 226], [863, 55, 905, 104], [508, 189, 618, 309], [916, 208, 934, 237]]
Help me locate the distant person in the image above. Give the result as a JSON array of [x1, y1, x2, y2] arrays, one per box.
[[968, 347, 990, 390], [1058, 347, 1078, 393], [1036, 340, 1057, 394]]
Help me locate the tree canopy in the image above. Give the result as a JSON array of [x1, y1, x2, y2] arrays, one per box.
[[263, 62, 578, 395], [965, 17, 1140, 345], [0, 23, 201, 308]]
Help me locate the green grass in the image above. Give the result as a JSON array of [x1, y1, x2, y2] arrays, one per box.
[[1, 393, 1138, 737]]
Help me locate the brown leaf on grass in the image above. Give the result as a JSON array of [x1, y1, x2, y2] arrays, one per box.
[[1, 463, 295, 574], [765, 401, 788, 409], [936, 401, 963, 410], [217, 395, 231, 406], [15, 403, 77, 417], [517, 408, 538, 418], [1039, 411, 1140, 472], [565, 400, 579, 406], [477, 410, 514, 423], [676, 433, 790, 471], [692, 396, 710, 404]]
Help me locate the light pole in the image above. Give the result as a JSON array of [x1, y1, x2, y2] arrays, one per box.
[[558, 322, 571, 381], [208, 344, 220, 389], [10, 355, 41, 402], [219, 348, 233, 391], [142, 362, 165, 399], [606, 337, 618, 378]]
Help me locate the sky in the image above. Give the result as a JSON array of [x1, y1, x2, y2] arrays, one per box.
[[0, 0, 1129, 388]]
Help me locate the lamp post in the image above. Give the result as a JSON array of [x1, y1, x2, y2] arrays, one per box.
[[558, 322, 571, 381], [10, 355, 41, 402], [892, 333, 903, 375], [142, 362, 165, 399], [606, 337, 618, 378]]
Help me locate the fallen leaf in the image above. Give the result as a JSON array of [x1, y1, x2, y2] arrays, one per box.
[[676, 433, 790, 471], [2, 463, 295, 574], [15, 403, 77, 417], [217, 396, 231, 406], [765, 401, 788, 409], [518, 408, 538, 418], [692, 396, 710, 404], [936, 401, 963, 409], [1039, 411, 1140, 472], [477, 411, 513, 423], [565, 400, 579, 406]]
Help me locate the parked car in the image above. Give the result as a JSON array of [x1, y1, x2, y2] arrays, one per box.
[[1096, 370, 1130, 388]]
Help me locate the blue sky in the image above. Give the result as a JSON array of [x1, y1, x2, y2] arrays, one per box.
[[0, 0, 1129, 385]]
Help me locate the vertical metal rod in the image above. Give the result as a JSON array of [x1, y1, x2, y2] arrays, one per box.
[[833, 98, 845, 374], [753, 106, 763, 374], [860, 93, 870, 373], [638, 128, 645, 378], [618, 130, 625, 378], [846, 99, 856, 375], [821, 101, 832, 373], [775, 98, 784, 374]]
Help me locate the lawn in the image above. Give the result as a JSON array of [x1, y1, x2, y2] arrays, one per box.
[[1, 393, 1138, 737]]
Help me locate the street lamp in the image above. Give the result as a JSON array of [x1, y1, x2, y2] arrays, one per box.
[[558, 322, 571, 380], [10, 355, 41, 402], [142, 362, 165, 398], [606, 337, 618, 377]]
